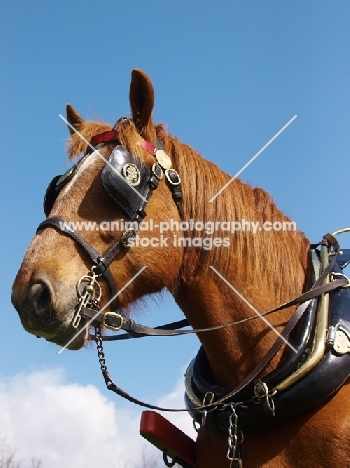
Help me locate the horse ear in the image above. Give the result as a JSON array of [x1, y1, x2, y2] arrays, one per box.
[[66, 104, 84, 135], [129, 69, 155, 133]]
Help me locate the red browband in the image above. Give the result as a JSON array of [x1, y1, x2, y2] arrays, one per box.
[[90, 131, 118, 147], [89, 131, 156, 156]]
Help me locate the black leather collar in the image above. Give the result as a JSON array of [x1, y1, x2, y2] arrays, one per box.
[[185, 250, 350, 432]]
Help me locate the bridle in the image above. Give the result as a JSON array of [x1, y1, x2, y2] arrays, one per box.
[[37, 118, 183, 329]]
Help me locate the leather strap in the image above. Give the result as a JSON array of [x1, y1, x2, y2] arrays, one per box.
[[37, 216, 119, 306], [90, 131, 118, 149], [38, 216, 104, 264], [90, 129, 156, 157], [206, 300, 311, 406], [139, 138, 157, 155], [93, 318, 190, 341], [86, 276, 348, 339], [93, 301, 310, 412]]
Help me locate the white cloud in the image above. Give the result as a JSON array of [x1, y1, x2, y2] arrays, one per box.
[[0, 368, 197, 468]]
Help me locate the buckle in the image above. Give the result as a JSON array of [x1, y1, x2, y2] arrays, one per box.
[[165, 169, 181, 185], [253, 380, 268, 399], [102, 312, 124, 331], [120, 228, 136, 247], [151, 162, 163, 180]]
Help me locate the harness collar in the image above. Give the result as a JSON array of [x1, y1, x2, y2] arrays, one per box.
[[185, 248, 350, 433]]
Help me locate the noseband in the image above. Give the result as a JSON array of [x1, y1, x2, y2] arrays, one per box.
[[37, 120, 183, 328]]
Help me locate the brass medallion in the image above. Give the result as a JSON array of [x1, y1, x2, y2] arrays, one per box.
[[122, 163, 141, 186], [155, 149, 172, 170]]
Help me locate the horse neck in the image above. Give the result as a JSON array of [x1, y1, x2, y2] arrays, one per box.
[[161, 130, 310, 388]]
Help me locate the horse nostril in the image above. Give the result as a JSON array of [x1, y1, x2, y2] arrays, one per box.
[[29, 280, 53, 316]]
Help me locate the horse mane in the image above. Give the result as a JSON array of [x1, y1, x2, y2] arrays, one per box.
[[67, 117, 309, 304], [156, 125, 310, 302]]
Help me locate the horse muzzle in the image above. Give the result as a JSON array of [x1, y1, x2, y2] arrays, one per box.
[[11, 273, 87, 349]]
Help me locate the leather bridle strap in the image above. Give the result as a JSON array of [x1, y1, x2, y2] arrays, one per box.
[[86, 275, 348, 339], [93, 318, 190, 341], [36, 216, 120, 306]]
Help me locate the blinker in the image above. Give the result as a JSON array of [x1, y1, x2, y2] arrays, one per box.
[[43, 165, 77, 216], [43, 144, 154, 222], [101, 145, 153, 223]]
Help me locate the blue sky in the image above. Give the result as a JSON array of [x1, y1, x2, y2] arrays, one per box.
[[2, 1, 350, 466]]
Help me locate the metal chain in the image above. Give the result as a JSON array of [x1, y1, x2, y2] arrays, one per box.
[[95, 325, 107, 372], [95, 327, 246, 467], [226, 403, 243, 468]]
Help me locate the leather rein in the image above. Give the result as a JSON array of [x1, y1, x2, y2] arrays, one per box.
[[91, 233, 349, 413], [37, 125, 350, 414]]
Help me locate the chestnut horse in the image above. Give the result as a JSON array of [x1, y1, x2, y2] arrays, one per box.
[[12, 69, 350, 467]]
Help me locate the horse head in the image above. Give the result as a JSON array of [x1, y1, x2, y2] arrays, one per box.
[[11, 69, 185, 349]]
